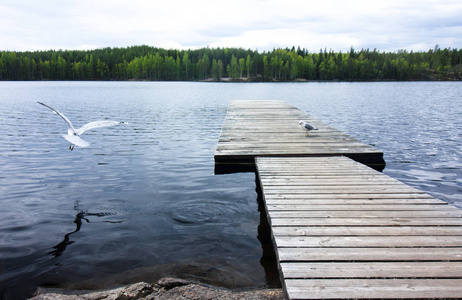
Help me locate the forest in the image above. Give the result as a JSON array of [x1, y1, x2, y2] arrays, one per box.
[[0, 45, 461, 81]]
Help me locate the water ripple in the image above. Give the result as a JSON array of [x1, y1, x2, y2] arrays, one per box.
[[0, 81, 461, 298], [168, 200, 241, 225]]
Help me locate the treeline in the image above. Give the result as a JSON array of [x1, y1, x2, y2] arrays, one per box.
[[1, 45, 461, 81]]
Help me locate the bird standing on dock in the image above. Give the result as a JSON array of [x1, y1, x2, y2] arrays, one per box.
[[37, 101, 124, 150], [299, 121, 318, 136]]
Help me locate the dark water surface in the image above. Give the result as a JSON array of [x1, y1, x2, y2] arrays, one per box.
[[0, 81, 461, 299]]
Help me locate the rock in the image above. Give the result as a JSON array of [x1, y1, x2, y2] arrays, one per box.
[[30, 282, 153, 300], [30, 277, 284, 300], [155, 277, 191, 290]]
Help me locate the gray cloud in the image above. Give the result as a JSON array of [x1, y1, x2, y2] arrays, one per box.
[[0, 0, 461, 52]]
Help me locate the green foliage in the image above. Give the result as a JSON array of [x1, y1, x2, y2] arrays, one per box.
[[226, 54, 240, 79], [0, 45, 461, 81]]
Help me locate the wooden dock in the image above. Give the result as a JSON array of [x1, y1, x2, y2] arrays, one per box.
[[256, 156, 462, 299], [215, 100, 462, 299], [215, 100, 385, 170]]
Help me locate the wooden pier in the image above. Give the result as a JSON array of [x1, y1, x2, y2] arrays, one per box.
[[215, 100, 385, 170], [215, 100, 462, 299], [257, 156, 462, 299]]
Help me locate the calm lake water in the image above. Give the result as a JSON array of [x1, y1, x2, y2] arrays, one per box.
[[0, 81, 461, 299]]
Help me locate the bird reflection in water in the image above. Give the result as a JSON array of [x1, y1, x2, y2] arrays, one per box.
[[49, 202, 124, 258]]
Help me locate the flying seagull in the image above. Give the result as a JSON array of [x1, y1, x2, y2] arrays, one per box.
[[299, 121, 318, 136], [37, 101, 123, 150]]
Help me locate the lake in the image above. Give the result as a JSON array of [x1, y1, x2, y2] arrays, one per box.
[[0, 81, 461, 299]]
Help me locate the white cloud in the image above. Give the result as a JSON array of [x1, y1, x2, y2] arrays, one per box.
[[0, 0, 461, 52]]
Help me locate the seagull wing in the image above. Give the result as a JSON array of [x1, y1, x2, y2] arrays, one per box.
[[76, 120, 122, 135], [63, 134, 90, 148], [304, 123, 316, 130], [37, 101, 76, 132]]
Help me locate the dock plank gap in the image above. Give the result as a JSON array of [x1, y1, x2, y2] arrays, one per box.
[[214, 100, 385, 171]]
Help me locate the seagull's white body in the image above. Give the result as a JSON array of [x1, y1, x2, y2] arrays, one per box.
[[299, 120, 318, 136], [38, 101, 123, 149]]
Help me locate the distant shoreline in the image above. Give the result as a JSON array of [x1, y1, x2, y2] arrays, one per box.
[[1, 46, 461, 81], [2, 78, 461, 82]]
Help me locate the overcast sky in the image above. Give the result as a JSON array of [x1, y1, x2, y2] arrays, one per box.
[[1, 0, 461, 53]]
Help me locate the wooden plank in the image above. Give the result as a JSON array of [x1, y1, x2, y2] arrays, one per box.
[[278, 247, 462, 262], [258, 161, 375, 166], [261, 175, 402, 183], [218, 142, 371, 147], [274, 236, 462, 248], [261, 181, 405, 187], [258, 156, 361, 162], [216, 147, 383, 154], [268, 210, 462, 218], [263, 189, 428, 195], [266, 204, 457, 211], [263, 193, 434, 199], [260, 177, 404, 185], [270, 217, 462, 226], [258, 171, 385, 177], [257, 167, 381, 172], [264, 198, 447, 205], [285, 279, 462, 299], [280, 262, 462, 278], [262, 180, 419, 187], [262, 184, 423, 191], [272, 226, 462, 236], [258, 169, 389, 174]]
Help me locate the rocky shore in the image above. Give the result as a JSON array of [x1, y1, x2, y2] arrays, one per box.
[[30, 277, 284, 300]]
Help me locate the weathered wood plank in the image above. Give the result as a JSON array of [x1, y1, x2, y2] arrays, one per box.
[[263, 193, 434, 199], [262, 184, 423, 190], [285, 279, 462, 299], [280, 262, 462, 278], [216, 148, 384, 156], [260, 178, 404, 185], [257, 169, 384, 175], [258, 156, 361, 162], [266, 204, 457, 211], [216, 146, 383, 152], [263, 187, 427, 194], [274, 236, 462, 248], [272, 226, 462, 236], [258, 171, 384, 177], [268, 210, 462, 218], [270, 217, 462, 226], [264, 198, 447, 205], [278, 247, 462, 262], [257, 166, 380, 171]]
